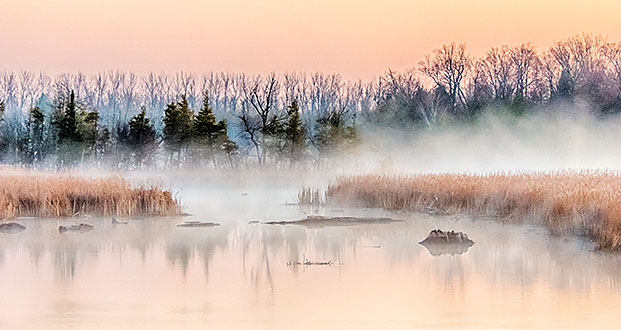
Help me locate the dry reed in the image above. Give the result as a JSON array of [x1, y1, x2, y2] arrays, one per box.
[[296, 187, 326, 205], [0, 172, 183, 219], [320, 171, 621, 250]]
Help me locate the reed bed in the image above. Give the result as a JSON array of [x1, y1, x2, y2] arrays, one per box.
[[320, 171, 621, 250], [0, 173, 182, 219]]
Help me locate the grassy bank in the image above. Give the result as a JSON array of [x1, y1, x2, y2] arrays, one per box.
[[315, 172, 621, 250], [0, 170, 182, 219]]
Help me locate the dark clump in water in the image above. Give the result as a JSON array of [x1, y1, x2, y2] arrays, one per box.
[[111, 217, 128, 225], [419, 229, 475, 256], [58, 223, 94, 233], [0, 222, 27, 234]]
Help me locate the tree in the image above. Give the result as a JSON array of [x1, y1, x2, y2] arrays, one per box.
[[52, 89, 99, 166], [419, 42, 472, 110], [0, 100, 6, 160], [28, 106, 45, 163], [312, 108, 359, 166], [283, 100, 306, 166], [163, 96, 194, 166], [123, 107, 158, 167], [239, 74, 281, 165], [193, 94, 230, 167], [510, 43, 541, 101], [478, 46, 515, 102]]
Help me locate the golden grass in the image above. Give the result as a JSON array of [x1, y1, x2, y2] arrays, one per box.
[[0, 171, 183, 219], [321, 171, 621, 250]]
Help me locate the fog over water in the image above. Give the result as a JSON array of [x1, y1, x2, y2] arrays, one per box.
[[3, 110, 621, 329], [1, 181, 621, 329], [355, 110, 621, 174]]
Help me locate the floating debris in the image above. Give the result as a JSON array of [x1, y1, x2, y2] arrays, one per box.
[[263, 216, 402, 228], [419, 229, 474, 256], [59, 223, 94, 233], [287, 254, 333, 266], [0, 222, 26, 234], [177, 221, 220, 228], [111, 217, 128, 225]]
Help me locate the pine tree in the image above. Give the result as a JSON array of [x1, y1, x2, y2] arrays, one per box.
[[313, 108, 359, 164], [193, 95, 232, 166], [28, 107, 45, 163], [0, 100, 5, 159], [53, 90, 100, 166], [128, 107, 158, 167], [57, 90, 81, 145], [283, 100, 306, 166], [163, 96, 194, 166], [54, 90, 82, 165]]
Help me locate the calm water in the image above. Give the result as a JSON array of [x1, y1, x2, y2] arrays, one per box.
[[2, 187, 621, 329]]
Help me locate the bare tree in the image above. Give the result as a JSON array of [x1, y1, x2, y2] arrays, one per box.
[[239, 73, 280, 165], [419, 42, 472, 110]]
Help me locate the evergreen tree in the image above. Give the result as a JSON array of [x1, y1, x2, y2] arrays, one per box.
[[313, 108, 359, 165], [163, 96, 194, 166], [283, 100, 306, 166], [57, 90, 81, 144], [28, 106, 45, 163], [193, 95, 233, 167], [555, 69, 575, 101], [0, 101, 5, 160], [128, 107, 158, 167], [53, 90, 99, 166]]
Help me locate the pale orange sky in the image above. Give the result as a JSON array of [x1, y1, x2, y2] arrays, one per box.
[[2, 0, 621, 80]]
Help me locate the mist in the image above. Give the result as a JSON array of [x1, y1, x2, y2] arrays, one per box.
[[352, 107, 621, 174]]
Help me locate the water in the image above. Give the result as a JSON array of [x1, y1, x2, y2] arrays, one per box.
[[1, 186, 621, 329]]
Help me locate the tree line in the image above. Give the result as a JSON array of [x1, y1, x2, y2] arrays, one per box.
[[1, 33, 621, 169]]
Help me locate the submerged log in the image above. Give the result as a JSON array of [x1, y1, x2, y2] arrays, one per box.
[[0, 222, 26, 234], [419, 229, 474, 256], [264, 216, 403, 228], [59, 223, 94, 233], [111, 217, 128, 225], [177, 221, 220, 228]]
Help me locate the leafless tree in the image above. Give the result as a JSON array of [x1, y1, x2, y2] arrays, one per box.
[[419, 42, 472, 109]]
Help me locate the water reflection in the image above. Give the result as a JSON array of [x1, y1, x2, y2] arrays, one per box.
[[1, 190, 621, 329]]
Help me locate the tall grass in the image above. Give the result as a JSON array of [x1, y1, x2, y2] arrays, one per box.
[[296, 187, 326, 205], [320, 171, 621, 250], [0, 171, 182, 219]]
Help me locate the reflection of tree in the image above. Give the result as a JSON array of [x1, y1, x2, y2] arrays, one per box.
[[165, 225, 229, 278], [2, 210, 621, 302]]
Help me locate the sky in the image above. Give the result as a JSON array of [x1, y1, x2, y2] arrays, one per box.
[[2, 0, 621, 81]]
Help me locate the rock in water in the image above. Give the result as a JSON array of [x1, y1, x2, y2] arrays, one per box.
[[59, 223, 94, 233], [111, 217, 128, 225], [0, 222, 26, 234], [419, 229, 474, 256], [177, 221, 220, 228]]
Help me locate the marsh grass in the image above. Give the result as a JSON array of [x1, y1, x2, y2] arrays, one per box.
[[296, 187, 326, 205], [319, 171, 621, 250], [0, 169, 182, 219]]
